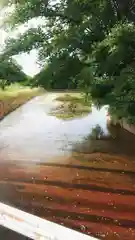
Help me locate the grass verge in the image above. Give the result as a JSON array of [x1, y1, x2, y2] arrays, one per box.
[[51, 93, 92, 120], [0, 84, 44, 120]]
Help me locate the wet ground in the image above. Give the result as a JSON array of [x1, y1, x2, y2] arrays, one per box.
[[0, 93, 135, 239]]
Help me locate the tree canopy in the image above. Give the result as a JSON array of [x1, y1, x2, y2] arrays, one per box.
[[0, 57, 28, 85], [1, 0, 135, 122]]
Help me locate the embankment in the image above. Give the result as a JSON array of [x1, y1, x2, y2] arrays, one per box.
[[0, 86, 43, 120], [109, 117, 135, 135]]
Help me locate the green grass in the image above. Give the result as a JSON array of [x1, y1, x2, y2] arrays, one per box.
[[51, 93, 92, 120], [55, 94, 81, 102], [53, 110, 90, 120], [55, 93, 90, 106], [0, 83, 44, 119]]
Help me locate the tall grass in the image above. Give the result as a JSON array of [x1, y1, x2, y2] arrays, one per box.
[[0, 84, 44, 119]]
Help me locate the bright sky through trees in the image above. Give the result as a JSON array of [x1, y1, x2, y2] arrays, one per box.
[[0, 7, 41, 76]]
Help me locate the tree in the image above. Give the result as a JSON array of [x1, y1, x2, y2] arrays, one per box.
[[93, 22, 135, 123], [1, 0, 117, 84], [1, 0, 135, 123], [0, 79, 8, 90], [0, 57, 28, 87], [32, 53, 84, 89]]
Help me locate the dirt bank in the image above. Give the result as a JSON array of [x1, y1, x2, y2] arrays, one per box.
[[109, 117, 135, 136], [0, 86, 43, 120]]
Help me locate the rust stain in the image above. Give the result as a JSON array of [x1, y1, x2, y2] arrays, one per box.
[[0, 153, 135, 239]]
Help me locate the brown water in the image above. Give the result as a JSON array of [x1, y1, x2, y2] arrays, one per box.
[[1, 93, 135, 239]]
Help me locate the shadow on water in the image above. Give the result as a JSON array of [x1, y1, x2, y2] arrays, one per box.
[[73, 121, 135, 157]]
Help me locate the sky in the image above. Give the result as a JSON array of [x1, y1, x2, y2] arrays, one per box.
[[0, 7, 42, 77], [13, 51, 41, 77]]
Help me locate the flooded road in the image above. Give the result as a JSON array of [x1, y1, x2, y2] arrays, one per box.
[[0, 93, 108, 161], [0, 93, 135, 239]]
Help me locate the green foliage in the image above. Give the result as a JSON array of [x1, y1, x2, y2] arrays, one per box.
[[0, 57, 28, 85], [0, 79, 8, 90], [94, 22, 135, 123], [95, 23, 135, 76], [2, 0, 135, 123], [33, 53, 83, 89]]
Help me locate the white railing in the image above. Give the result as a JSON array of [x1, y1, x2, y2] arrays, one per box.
[[0, 202, 97, 240]]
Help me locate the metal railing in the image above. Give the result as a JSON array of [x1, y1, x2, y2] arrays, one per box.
[[0, 202, 97, 240]]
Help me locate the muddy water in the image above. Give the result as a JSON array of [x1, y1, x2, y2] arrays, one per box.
[[1, 93, 135, 239], [0, 94, 108, 161]]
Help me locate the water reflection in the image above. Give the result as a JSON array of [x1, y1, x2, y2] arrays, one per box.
[[1, 94, 135, 161], [86, 124, 108, 140], [73, 122, 135, 158], [0, 97, 109, 162]]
